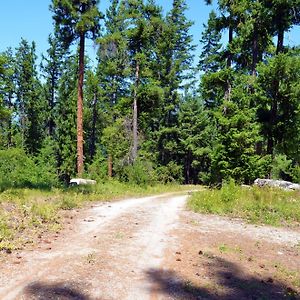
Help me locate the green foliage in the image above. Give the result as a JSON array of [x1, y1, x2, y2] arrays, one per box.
[[188, 182, 300, 227], [86, 151, 108, 181], [119, 159, 157, 185], [156, 161, 184, 183], [35, 137, 59, 187], [271, 154, 293, 180], [0, 148, 38, 190]]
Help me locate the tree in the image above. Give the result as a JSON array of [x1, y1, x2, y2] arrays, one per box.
[[55, 55, 78, 182], [153, 0, 195, 168], [178, 95, 214, 184], [14, 39, 44, 155], [41, 34, 65, 137], [0, 50, 15, 148], [97, 0, 130, 175], [50, 0, 102, 176]]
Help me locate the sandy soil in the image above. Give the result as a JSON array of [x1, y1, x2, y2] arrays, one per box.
[[0, 192, 299, 300]]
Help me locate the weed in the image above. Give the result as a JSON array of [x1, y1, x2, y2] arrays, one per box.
[[188, 182, 300, 227], [218, 244, 229, 253], [0, 182, 194, 252], [86, 252, 96, 264]]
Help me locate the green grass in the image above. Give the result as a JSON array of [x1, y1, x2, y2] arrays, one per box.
[[0, 180, 194, 251], [188, 180, 300, 227]]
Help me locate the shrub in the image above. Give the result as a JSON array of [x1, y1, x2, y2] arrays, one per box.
[[271, 154, 293, 181], [0, 148, 39, 191], [119, 159, 157, 185]]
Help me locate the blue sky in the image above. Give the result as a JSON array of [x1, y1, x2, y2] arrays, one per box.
[[1, 0, 299, 66]]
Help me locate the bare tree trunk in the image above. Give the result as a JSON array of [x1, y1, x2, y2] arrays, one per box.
[[77, 32, 85, 177], [225, 25, 233, 100], [252, 25, 258, 77], [276, 28, 284, 54], [90, 91, 97, 159], [108, 154, 113, 178], [132, 61, 139, 162]]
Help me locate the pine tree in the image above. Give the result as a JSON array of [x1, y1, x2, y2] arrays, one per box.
[[178, 95, 214, 184], [97, 0, 130, 175], [0, 50, 15, 148], [153, 0, 195, 168], [50, 0, 102, 176], [55, 55, 78, 182], [41, 34, 65, 137], [14, 39, 45, 154]]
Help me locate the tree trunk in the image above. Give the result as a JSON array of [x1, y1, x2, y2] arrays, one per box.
[[49, 77, 56, 136], [108, 154, 113, 178], [90, 91, 97, 159], [276, 28, 284, 54], [227, 25, 233, 68], [77, 32, 85, 176], [252, 25, 258, 77], [132, 61, 139, 162], [225, 24, 233, 100]]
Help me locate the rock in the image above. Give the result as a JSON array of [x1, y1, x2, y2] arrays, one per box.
[[254, 178, 300, 191], [69, 178, 96, 186], [198, 250, 203, 255]]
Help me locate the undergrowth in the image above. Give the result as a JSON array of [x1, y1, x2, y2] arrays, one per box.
[[0, 180, 191, 251], [188, 179, 300, 227]]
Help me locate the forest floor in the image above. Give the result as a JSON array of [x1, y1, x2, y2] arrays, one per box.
[[0, 191, 299, 300]]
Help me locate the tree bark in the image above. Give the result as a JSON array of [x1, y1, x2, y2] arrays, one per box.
[[252, 25, 258, 77], [108, 154, 113, 178], [132, 61, 139, 162], [77, 32, 85, 176], [90, 91, 97, 159], [225, 24, 233, 100], [276, 28, 284, 54]]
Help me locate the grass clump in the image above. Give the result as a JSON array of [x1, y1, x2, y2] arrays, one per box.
[[188, 179, 300, 227]]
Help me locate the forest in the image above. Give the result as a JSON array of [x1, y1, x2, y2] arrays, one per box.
[[0, 0, 300, 189]]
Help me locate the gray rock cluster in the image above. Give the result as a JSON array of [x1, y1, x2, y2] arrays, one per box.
[[254, 179, 300, 190]]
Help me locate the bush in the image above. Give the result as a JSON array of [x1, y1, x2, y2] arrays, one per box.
[[86, 152, 108, 181], [271, 154, 292, 181], [119, 159, 157, 185], [0, 148, 39, 191], [188, 181, 300, 227], [156, 162, 184, 183]]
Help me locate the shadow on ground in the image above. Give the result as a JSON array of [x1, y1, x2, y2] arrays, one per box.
[[24, 281, 90, 300], [146, 256, 299, 300]]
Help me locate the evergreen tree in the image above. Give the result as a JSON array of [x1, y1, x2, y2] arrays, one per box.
[[41, 34, 65, 137], [178, 95, 214, 184], [55, 55, 78, 182], [153, 0, 195, 168], [14, 39, 44, 154], [0, 50, 15, 148], [50, 0, 102, 176], [199, 10, 223, 73]]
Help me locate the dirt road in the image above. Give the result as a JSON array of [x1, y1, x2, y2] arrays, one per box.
[[0, 192, 299, 299]]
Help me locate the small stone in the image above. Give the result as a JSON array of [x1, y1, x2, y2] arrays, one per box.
[[195, 272, 200, 276], [176, 251, 181, 255], [46, 247, 52, 250], [248, 257, 253, 262], [198, 250, 203, 255], [176, 258, 182, 262], [6, 249, 12, 254], [259, 264, 265, 269]]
